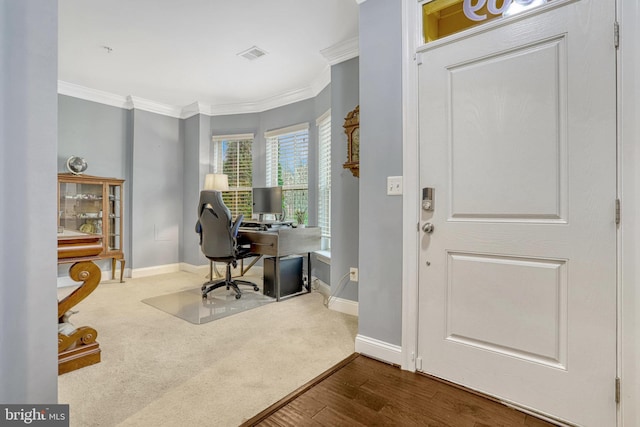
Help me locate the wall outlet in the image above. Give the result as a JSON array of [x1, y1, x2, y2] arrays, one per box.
[[349, 267, 359, 282]]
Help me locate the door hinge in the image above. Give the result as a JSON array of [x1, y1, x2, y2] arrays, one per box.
[[615, 198, 621, 226], [416, 356, 423, 371], [615, 377, 621, 404], [614, 22, 620, 49]]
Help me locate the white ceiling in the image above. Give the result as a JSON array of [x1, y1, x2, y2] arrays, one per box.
[[58, 0, 360, 113]]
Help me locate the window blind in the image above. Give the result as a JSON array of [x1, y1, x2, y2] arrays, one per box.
[[317, 111, 331, 249], [265, 124, 309, 222], [211, 135, 253, 218]]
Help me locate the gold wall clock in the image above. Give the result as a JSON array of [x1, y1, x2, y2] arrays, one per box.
[[343, 105, 359, 178]]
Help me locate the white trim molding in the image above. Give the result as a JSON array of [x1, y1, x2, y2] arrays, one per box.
[[181, 101, 216, 119], [320, 37, 359, 66], [355, 334, 403, 366], [58, 81, 129, 109], [58, 68, 331, 118], [620, 0, 640, 425], [126, 95, 183, 118], [314, 279, 358, 316], [329, 297, 358, 317], [130, 263, 181, 278], [264, 122, 310, 138], [211, 133, 255, 143], [401, 0, 421, 373], [314, 250, 331, 265]]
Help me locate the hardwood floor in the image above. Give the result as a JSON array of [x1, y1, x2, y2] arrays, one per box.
[[242, 353, 558, 427]]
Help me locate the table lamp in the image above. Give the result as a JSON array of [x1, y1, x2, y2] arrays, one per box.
[[203, 173, 229, 191]]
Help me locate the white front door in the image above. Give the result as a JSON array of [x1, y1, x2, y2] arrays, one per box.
[[417, 1, 617, 425]]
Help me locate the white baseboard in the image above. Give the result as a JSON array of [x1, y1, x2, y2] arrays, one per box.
[[130, 263, 181, 278], [179, 262, 208, 275], [329, 297, 358, 316], [314, 279, 358, 317], [355, 334, 402, 366]]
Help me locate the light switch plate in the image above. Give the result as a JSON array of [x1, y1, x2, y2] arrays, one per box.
[[387, 176, 403, 195]]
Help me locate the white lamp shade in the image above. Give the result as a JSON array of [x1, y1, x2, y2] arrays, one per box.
[[204, 174, 229, 191]]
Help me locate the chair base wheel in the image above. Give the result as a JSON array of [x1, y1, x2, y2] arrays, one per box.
[[235, 293, 242, 299]]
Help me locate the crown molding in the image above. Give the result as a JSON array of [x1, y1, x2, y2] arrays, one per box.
[[126, 95, 183, 118], [311, 66, 331, 96], [58, 81, 129, 109], [58, 73, 331, 118], [320, 37, 359, 65], [180, 102, 215, 119]]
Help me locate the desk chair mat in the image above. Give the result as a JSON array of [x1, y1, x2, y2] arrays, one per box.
[[142, 287, 275, 325]]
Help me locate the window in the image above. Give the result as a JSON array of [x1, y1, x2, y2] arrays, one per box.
[[210, 134, 253, 218], [265, 123, 309, 222], [317, 110, 331, 249]]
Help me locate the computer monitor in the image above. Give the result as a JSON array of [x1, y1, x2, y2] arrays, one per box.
[[252, 187, 283, 221]]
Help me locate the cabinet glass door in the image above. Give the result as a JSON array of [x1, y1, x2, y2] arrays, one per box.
[[59, 182, 104, 235], [108, 184, 121, 251]]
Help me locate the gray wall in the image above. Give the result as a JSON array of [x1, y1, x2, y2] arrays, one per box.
[[181, 114, 212, 266], [131, 110, 183, 269], [330, 58, 360, 302], [58, 96, 129, 179], [0, 0, 59, 403], [358, 0, 404, 345], [58, 101, 185, 271], [58, 95, 133, 272]]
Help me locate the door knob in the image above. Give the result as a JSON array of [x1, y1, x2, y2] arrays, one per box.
[[422, 222, 434, 234]]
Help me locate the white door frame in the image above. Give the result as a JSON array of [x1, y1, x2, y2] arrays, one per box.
[[400, 0, 639, 425]]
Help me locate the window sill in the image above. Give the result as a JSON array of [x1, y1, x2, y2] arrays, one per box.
[[314, 250, 331, 265]]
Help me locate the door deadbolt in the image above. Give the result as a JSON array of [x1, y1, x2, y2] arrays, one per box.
[[422, 187, 434, 211], [422, 222, 434, 234]]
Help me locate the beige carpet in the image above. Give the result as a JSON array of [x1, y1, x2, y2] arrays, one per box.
[[57, 269, 357, 427]]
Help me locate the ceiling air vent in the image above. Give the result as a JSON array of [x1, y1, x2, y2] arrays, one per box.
[[238, 46, 268, 61]]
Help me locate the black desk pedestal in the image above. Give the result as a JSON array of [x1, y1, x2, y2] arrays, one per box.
[[263, 256, 303, 299]]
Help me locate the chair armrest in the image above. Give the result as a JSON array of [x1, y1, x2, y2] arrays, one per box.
[[231, 214, 244, 238], [195, 221, 202, 245]]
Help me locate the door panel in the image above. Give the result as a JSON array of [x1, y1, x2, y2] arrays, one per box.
[[446, 252, 567, 367], [417, 1, 617, 426], [449, 36, 566, 221]]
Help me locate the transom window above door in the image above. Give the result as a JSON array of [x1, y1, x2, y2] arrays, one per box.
[[422, 0, 553, 44]]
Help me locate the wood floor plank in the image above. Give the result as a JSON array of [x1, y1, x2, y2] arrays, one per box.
[[265, 406, 324, 427], [305, 385, 397, 426], [310, 406, 372, 427], [245, 354, 559, 427], [432, 390, 528, 426], [285, 393, 326, 419]]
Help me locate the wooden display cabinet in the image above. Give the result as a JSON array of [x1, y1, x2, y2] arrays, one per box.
[[58, 173, 125, 282]]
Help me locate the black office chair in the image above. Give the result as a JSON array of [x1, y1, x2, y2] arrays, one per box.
[[195, 190, 259, 299]]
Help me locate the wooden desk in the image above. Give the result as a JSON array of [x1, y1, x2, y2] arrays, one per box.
[[238, 227, 321, 301]]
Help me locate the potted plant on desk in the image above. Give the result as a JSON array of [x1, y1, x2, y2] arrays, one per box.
[[294, 209, 306, 228]]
